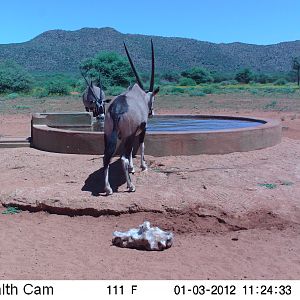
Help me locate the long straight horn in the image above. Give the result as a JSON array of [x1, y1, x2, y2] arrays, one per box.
[[98, 72, 103, 100], [123, 42, 144, 90], [149, 39, 155, 92], [81, 71, 90, 87]]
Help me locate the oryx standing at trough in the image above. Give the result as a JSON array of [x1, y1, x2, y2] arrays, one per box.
[[103, 40, 159, 195], [82, 72, 108, 119]]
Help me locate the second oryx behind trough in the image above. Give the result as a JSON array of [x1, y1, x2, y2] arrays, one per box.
[[103, 40, 159, 195], [82, 72, 109, 119]]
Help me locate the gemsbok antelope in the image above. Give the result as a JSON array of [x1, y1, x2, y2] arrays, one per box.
[[82, 72, 108, 119], [103, 40, 159, 195]]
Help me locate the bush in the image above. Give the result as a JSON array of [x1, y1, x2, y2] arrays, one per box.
[[254, 73, 272, 84], [211, 72, 233, 83], [160, 71, 180, 83], [273, 78, 288, 85], [181, 67, 213, 84], [33, 87, 49, 98], [160, 86, 185, 95], [0, 60, 33, 93], [249, 89, 259, 95], [235, 68, 253, 84], [45, 80, 70, 95], [187, 89, 206, 97], [219, 80, 239, 85], [178, 77, 196, 86], [201, 86, 215, 94], [5, 92, 19, 99]]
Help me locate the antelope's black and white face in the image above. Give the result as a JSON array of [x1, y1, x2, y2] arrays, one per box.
[[81, 72, 106, 119], [94, 100, 105, 119]]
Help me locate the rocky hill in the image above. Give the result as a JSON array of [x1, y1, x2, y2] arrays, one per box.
[[0, 27, 299, 74]]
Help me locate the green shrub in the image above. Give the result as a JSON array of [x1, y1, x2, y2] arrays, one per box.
[[211, 72, 234, 83], [160, 86, 185, 95], [201, 86, 215, 94], [275, 87, 295, 94], [188, 89, 206, 97], [219, 80, 239, 85], [178, 77, 196, 86], [0, 60, 33, 93], [273, 78, 288, 85], [160, 71, 180, 83], [181, 67, 213, 84], [13, 105, 30, 110], [45, 80, 70, 95], [235, 68, 253, 84], [5, 92, 19, 99], [254, 73, 272, 84], [249, 89, 259, 95], [33, 87, 49, 98]]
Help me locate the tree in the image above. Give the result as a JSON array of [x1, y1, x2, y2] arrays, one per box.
[[292, 57, 300, 86], [160, 71, 180, 83], [45, 79, 70, 95], [235, 68, 253, 84], [80, 52, 133, 88], [0, 60, 33, 93], [178, 77, 196, 86], [181, 67, 213, 84]]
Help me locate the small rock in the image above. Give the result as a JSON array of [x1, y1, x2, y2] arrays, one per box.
[[112, 221, 173, 251]]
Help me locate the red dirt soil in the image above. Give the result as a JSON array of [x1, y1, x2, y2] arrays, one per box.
[[0, 110, 300, 279]]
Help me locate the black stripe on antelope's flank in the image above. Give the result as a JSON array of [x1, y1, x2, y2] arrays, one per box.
[[108, 95, 129, 117]]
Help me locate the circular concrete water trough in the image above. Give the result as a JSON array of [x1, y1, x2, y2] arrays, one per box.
[[31, 112, 281, 156]]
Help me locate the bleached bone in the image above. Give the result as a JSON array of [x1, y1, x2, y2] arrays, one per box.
[[112, 221, 173, 251]]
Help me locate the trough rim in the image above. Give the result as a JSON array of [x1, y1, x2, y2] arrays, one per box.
[[33, 113, 280, 135]]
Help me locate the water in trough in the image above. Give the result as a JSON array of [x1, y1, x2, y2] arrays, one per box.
[[52, 116, 265, 132]]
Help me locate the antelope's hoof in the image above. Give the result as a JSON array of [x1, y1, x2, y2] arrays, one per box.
[[141, 165, 148, 171], [105, 186, 113, 195], [127, 184, 136, 192], [129, 167, 135, 174]]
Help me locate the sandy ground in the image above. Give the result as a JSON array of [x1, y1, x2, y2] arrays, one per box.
[[0, 110, 300, 279]]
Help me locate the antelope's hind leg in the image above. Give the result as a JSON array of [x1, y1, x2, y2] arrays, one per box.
[[121, 136, 136, 192], [103, 132, 117, 195]]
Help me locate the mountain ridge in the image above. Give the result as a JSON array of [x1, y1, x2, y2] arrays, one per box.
[[0, 27, 299, 75]]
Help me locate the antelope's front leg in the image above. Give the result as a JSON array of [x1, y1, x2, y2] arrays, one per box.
[[140, 142, 147, 171]]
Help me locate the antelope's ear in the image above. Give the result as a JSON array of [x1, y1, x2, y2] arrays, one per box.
[[153, 86, 160, 96], [104, 98, 112, 103]]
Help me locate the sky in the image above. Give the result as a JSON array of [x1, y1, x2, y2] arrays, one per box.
[[0, 0, 299, 45]]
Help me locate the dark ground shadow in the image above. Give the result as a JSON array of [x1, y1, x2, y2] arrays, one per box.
[[82, 159, 126, 196]]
